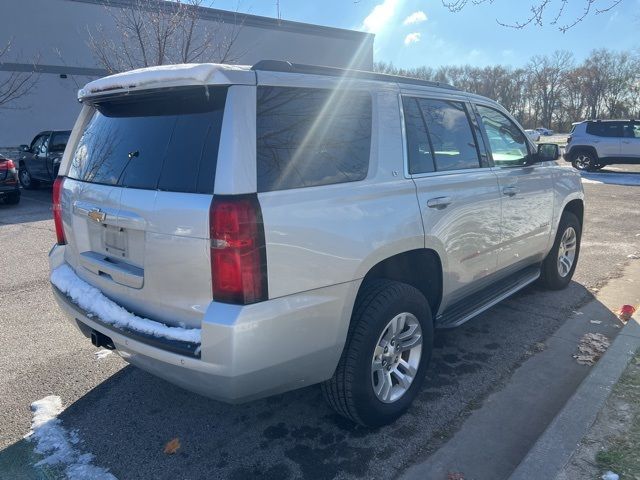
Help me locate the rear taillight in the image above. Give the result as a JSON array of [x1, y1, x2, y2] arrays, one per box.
[[52, 177, 66, 245], [209, 195, 267, 304], [0, 159, 15, 170], [567, 135, 572, 144]]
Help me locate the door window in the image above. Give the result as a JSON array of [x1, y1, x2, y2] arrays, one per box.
[[30, 135, 48, 156], [402, 97, 481, 174], [476, 105, 529, 167], [402, 97, 435, 174]]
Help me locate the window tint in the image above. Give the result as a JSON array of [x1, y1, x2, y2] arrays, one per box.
[[69, 87, 227, 193], [256, 86, 371, 192], [416, 98, 480, 171], [402, 97, 435, 174], [50, 132, 70, 152], [476, 105, 529, 167], [586, 122, 623, 138]]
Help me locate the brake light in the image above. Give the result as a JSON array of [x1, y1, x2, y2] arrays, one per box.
[[0, 159, 15, 170], [209, 195, 267, 304], [52, 177, 66, 245]]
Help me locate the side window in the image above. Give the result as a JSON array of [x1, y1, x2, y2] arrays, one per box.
[[402, 97, 435, 174], [256, 86, 372, 192], [623, 123, 640, 138], [416, 98, 481, 171], [476, 105, 529, 167], [586, 122, 623, 138], [30, 135, 47, 154], [50, 132, 70, 152]]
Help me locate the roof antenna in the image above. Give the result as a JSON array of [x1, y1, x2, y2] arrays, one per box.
[[276, 0, 281, 24]]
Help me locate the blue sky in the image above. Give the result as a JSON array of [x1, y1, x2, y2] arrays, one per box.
[[211, 0, 640, 68]]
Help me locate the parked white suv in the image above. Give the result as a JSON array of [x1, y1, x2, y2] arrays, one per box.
[[565, 119, 640, 171], [49, 61, 584, 426]]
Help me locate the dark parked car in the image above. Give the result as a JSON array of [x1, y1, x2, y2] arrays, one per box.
[[18, 130, 71, 188], [0, 154, 20, 204]]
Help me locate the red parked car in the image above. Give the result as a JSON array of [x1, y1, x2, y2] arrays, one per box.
[[0, 154, 20, 204]]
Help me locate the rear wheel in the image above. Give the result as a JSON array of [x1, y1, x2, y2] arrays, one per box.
[[321, 280, 433, 426], [571, 150, 598, 172], [539, 212, 581, 290], [18, 167, 38, 189], [4, 191, 20, 205]]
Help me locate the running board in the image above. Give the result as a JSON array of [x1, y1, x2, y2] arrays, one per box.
[[436, 265, 541, 329]]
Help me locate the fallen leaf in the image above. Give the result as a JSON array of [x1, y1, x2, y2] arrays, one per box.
[[573, 333, 610, 366], [589, 320, 602, 325], [164, 438, 181, 455]]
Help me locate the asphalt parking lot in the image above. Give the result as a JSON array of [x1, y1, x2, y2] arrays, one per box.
[[1, 165, 639, 480]]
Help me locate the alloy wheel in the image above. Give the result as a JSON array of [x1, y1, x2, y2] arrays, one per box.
[[371, 312, 422, 403], [557, 226, 577, 277]]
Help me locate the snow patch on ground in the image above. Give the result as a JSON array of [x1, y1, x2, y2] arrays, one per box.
[[51, 264, 201, 344], [581, 172, 640, 186], [26, 395, 117, 480], [94, 349, 113, 360]]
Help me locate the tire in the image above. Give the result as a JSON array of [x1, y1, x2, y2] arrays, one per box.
[[4, 191, 20, 205], [321, 280, 433, 427], [18, 166, 38, 189], [539, 211, 581, 290], [570, 150, 598, 172]]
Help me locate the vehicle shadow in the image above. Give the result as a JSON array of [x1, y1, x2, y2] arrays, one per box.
[[3, 280, 612, 480], [0, 188, 54, 225], [580, 170, 640, 186]]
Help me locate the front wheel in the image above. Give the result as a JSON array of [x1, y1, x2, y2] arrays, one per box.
[[18, 167, 38, 189], [322, 280, 433, 426], [539, 212, 581, 290]]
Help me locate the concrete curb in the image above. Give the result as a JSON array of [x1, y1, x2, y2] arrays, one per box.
[[508, 314, 640, 480]]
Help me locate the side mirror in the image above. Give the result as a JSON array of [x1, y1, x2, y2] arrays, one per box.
[[537, 143, 560, 162], [20, 144, 30, 152]]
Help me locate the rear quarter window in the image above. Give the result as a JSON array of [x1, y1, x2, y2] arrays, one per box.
[[256, 86, 372, 192], [69, 87, 227, 194]]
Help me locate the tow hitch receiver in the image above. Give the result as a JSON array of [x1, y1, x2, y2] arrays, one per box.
[[91, 330, 115, 350]]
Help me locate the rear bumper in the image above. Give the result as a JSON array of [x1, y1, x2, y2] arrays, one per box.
[[49, 244, 358, 403]]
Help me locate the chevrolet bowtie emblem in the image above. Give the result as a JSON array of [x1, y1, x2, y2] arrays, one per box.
[[88, 208, 106, 223]]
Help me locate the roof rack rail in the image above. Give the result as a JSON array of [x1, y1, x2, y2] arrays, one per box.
[[251, 60, 459, 91]]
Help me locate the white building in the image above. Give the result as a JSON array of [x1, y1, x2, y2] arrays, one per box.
[[0, 0, 373, 148]]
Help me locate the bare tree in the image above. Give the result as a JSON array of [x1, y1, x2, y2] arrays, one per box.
[[0, 38, 39, 109], [87, 0, 245, 74], [374, 47, 639, 132], [441, 0, 624, 32]]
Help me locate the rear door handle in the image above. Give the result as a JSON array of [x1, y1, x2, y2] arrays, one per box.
[[502, 186, 519, 197], [426, 196, 453, 209]]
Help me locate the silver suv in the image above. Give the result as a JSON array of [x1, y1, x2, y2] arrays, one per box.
[[565, 119, 640, 171], [49, 61, 584, 426]]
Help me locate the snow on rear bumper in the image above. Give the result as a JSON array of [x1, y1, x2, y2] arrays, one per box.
[[49, 245, 358, 403]]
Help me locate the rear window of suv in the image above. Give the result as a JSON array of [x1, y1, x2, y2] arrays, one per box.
[[256, 86, 372, 192], [586, 121, 623, 138], [69, 87, 227, 194]]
